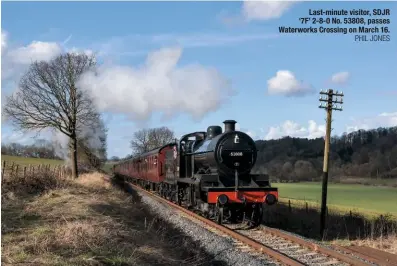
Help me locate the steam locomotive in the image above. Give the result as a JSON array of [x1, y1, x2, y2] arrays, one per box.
[[113, 120, 278, 225]]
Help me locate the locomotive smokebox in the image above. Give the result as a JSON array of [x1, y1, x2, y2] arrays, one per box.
[[223, 120, 237, 133]]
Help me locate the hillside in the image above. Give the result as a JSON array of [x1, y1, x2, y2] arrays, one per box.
[[252, 126, 397, 182]]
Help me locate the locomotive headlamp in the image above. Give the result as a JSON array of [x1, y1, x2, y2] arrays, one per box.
[[218, 194, 228, 205], [264, 194, 277, 205]]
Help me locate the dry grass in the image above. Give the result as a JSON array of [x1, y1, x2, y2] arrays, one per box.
[[332, 235, 397, 255], [263, 200, 397, 252], [1, 172, 217, 266]]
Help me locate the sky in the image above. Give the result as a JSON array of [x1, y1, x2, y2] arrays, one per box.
[[1, 1, 396, 158]]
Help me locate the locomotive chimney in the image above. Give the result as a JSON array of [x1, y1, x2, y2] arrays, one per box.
[[223, 120, 237, 133]]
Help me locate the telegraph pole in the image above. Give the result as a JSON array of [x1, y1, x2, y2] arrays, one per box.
[[319, 89, 344, 238]]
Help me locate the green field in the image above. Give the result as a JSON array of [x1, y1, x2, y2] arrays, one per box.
[[274, 182, 397, 216], [102, 162, 117, 173], [1, 155, 64, 167]]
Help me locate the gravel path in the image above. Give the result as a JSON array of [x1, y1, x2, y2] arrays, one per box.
[[136, 189, 281, 266]]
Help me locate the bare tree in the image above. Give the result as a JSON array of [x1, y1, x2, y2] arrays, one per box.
[[3, 53, 99, 178], [130, 127, 175, 155], [110, 156, 120, 162]]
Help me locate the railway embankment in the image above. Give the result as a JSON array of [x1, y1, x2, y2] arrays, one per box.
[[1, 172, 219, 265]]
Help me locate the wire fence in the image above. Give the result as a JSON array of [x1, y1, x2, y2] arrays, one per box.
[[1, 160, 71, 182]]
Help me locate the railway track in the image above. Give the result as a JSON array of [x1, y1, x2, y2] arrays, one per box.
[[122, 179, 384, 266]]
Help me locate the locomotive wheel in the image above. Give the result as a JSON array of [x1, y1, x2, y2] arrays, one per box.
[[216, 207, 224, 225]]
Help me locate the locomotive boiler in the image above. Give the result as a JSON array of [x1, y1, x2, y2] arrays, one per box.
[[192, 120, 257, 177]]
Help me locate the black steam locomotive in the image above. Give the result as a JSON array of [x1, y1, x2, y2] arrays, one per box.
[[160, 120, 278, 225]]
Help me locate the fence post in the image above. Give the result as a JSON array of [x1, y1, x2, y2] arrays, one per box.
[[15, 165, 19, 177], [305, 202, 308, 213], [11, 162, 15, 176], [1, 161, 6, 180], [24, 166, 27, 179], [288, 200, 292, 212]]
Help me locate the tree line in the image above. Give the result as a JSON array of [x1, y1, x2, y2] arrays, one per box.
[[1, 139, 61, 160], [252, 126, 397, 181]]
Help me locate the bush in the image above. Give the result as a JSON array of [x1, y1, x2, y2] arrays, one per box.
[[2, 170, 69, 199]]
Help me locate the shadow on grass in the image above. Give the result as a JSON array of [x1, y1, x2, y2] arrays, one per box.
[[262, 201, 397, 241]]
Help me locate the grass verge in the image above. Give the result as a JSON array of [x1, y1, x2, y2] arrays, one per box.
[[263, 200, 397, 254], [1, 172, 218, 266]]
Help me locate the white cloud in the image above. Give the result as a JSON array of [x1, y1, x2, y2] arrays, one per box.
[[1, 30, 63, 82], [68, 47, 94, 57], [7, 41, 62, 65], [78, 47, 233, 121], [2, 29, 8, 51], [346, 112, 397, 132], [265, 120, 325, 140], [267, 70, 314, 97], [242, 1, 298, 21], [262, 112, 397, 141], [331, 71, 350, 85]]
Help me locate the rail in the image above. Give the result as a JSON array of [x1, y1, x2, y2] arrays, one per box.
[[124, 180, 373, 266]]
